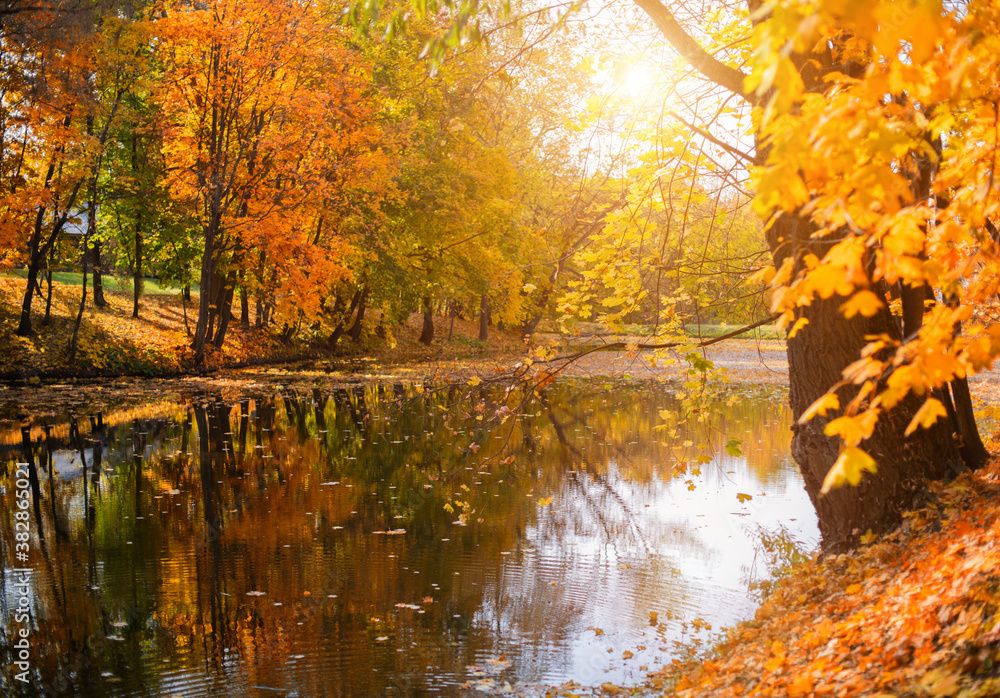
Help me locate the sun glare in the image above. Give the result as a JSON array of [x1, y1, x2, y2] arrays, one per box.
[[622, 65, 656, 97]]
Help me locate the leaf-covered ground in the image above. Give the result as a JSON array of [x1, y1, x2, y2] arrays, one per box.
[[0, 277, 525, 378], [640, 458, 1000, 698]]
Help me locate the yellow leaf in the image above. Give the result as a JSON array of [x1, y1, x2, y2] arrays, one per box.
[[839, 290, 884, 319], [799, 393, 840, 424], [467, 377, 482, 387], [748, 264, 776, 286], [764, 639, 785, 672], [823, 409, 879, 446], [905, 397, 947, 437], [846, 583, 862, 595], [821, 446, 877, 494], [788, 316, 809, 339], [804, 264, 854, 300]]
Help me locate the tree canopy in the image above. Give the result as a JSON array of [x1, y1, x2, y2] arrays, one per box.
[[3, 0, 1000, 552]]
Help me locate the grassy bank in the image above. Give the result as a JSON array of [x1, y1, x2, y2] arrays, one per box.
[[2, 269, 197, 295]]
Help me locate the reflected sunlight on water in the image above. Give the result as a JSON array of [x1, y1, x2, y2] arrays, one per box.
[[0, 379, 817, 695]]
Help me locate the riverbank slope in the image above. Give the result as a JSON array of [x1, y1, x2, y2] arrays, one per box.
[[0, 277, 524, 379], [643, 457, 1000, 698]]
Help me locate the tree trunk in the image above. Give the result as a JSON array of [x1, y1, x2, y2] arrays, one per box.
[[329, 290, 361, 347], [949, 377, 989, 469], [68, 234, 90, 364], [132, 214, 142, 319], [239, 272, 250, 328], [42, 261, 52, 327], [419, 295, 434, 345], [212, 276, 236, 349], [773, 213, 963, 552], [204, 268, 228, 344], [17, 210, 48, 336], [131, 132, 142, 319], [182, 286, 191, 336], [183, 284, 191, 302], [191, 223, 216, 364], [629, 0, 975, 553], [92, 239, 107, 308], [255, 296, 264, 328], [478, 294, 488, 341], [346, 287, 368, 342], [448, 301, 457, 342]]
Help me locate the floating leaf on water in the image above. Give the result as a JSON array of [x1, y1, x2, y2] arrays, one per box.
[[246, 591, 267, 596]]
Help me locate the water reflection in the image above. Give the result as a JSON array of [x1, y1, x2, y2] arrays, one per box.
[[1, 380, 817, 695]]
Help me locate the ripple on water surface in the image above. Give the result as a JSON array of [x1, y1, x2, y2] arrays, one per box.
[[0, 380, 816, 695]]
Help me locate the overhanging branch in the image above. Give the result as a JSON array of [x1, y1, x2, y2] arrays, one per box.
[[633, 0, 753, 103]]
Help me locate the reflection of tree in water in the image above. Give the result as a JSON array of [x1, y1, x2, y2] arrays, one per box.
[[0, 380, 805, 694]]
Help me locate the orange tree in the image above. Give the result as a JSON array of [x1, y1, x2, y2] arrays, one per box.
[[155, 0, 394, 361], [0, 2, 143, 336]]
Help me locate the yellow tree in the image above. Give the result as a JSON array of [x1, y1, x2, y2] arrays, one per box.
[[369, 0, 1000, 550]]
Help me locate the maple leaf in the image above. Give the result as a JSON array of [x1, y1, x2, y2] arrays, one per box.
[[822, 446, 877, 494]]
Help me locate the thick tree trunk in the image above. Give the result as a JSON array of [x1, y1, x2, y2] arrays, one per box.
[[478, 294, 488, 342], [346, 287, 368, 342], [204, 268, 229, 344], [419, 295, 434, 345], [773, 213, 963, 552], [17, 210, 47, 336], [629, 0, 976, 553], [183, 284, 191, 302]]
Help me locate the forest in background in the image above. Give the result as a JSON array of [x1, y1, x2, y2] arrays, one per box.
[[0, 0, 767, 370]]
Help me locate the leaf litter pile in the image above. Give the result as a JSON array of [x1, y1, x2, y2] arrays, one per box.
[[639, 458, 1000, 698]]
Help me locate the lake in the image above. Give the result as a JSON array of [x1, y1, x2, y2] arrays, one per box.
[[0, 378, 817, 696]]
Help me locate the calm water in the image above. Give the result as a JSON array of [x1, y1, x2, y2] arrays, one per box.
[[0, 379, 817, 696]]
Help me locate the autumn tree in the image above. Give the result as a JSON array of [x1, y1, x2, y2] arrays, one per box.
[[154, 0, 398, 361], [576, 0, 1000, 551], [0, 2, 137, 336], [360, 0, 1000, 551]]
